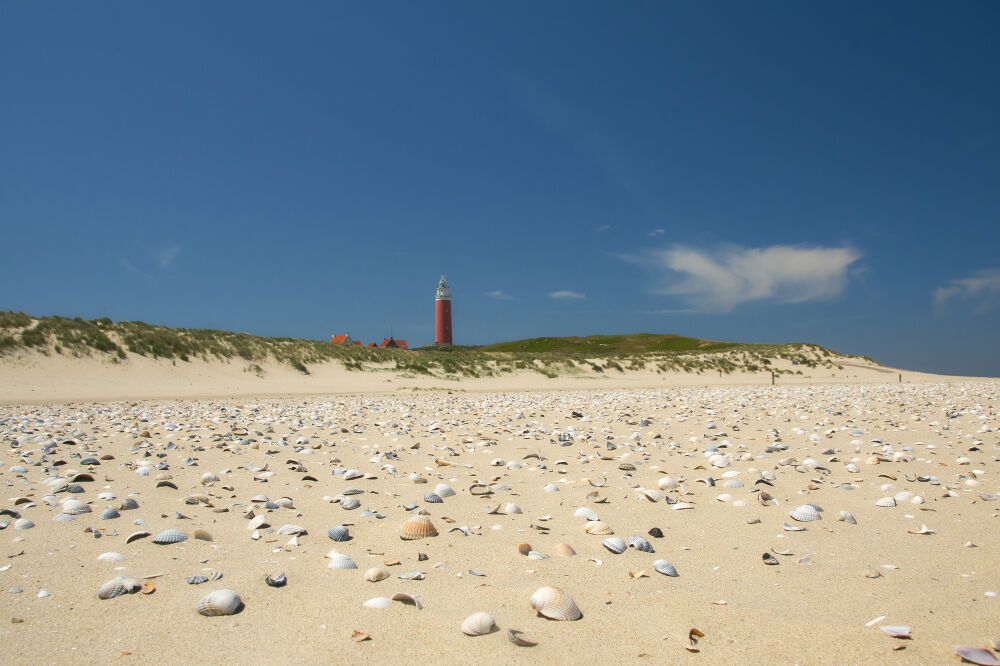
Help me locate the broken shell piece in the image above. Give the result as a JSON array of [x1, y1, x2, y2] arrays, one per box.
[[460, 612, 497, 636], [628, 570, 648, 579], [838, 511, 857, 524], [391, 592, 423, 609], [265, 573, 287, 587], [762, 552, 779, 566], [879, 625, 911, 638], [363, 597, 392, 609], [875, 497, 897, 508], [906, 524, 935, 535], [954, 646, 1000, 666], [530, 586, 581, 621], [507, 629, 537, 647], [125, 530, 151, 544]]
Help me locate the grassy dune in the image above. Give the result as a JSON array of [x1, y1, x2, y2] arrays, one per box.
[[0, 311, 864, 379]]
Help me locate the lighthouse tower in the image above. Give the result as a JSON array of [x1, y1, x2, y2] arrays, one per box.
[[435, 275, 452, 345]]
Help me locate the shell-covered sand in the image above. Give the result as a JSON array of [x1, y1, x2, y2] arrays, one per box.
[[2, 382, 998, 664]]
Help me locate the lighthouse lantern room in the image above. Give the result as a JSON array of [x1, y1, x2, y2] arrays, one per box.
[[435, 275, 453, 345]]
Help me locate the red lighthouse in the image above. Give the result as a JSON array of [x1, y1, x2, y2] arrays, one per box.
[[435, 275, 452, 345]]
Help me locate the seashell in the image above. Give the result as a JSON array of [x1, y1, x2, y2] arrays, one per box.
[[434, 484, 456, 498], [762, 552, 779, 565], [954, 646, 1000, 666], [423, 492, 443, 504], [341, 486, 364, 496], [789, 505, 821, 522], [399, 515, 438, 540], [782, 522, 806, 532], [879, 625, 911, 638], [340, 497, 361, 510], [196, 589, 242, 616], [365, 567, 390, 582], [363, 597, 392, 609], [517, 543, 532, 555], [275, 497, 294, 508], [193, 529, 213, 541], [584, 520, 613, 535], [658, 476, 678, 491], [327, 526, 351, 542], [125, 530, 151, 544], [653, 560, 678, 576], [672, 502, 695, 510], [277, 524, 307, 535], [637, 488, 663, 502], [52, 513, 75, 522], [530, 586, 581, 621], [627, 535, 654, 553], [201, 472, 219, 484], [601, 537, 626, 554], [573, 507, 599, 521], [875, 497, 897, 508], [507, 629, 538, 647], [709, 454, 730, 468], [61, 499, 92, 515], [97, 552, 125, 562], [391, 592, 423, 609], [247, 515, 268, 530], [461, 612, 497, 636], [527, 550, 549, 560], [152, 529, 188, 544], [265, 573, 287, 587], [100, 508, 120, 520], [838, 511, 857, 524], [542, 483, 560, 493], [187, 576, 209, 585], [554, 543, 576, 557], [98, 576, 140, 600], [910, 495, 924, 504], [648, 527, 664, 538], [505, 503, 522, 515], [326, 553, 358, 570], [119, 498, 139, 511]]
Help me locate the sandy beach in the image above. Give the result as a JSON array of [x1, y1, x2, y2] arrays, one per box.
[[1, 357, 997, 664]]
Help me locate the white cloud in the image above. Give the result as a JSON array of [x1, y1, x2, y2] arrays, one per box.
[[595, 224, 611, 232], [485, 290, 515, 300], [153, 243, 181, 269], [934, 269, 1000, 313], [549, 290, 587, 300], [621, 244, 861, 312], [648, 228, 665, 238]]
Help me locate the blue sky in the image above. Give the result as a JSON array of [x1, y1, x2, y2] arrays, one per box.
[[2, 2, 999, 375]]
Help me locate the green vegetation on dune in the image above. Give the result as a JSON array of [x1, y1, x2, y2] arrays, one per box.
[[0, 311, 864, 378]]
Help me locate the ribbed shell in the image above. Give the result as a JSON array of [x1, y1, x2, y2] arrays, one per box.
[[838, 510, 857, 524], [653, 560, 678, 577], [461, 612, 497, 636], [584, 520, 613, 535], [789, 505, 822, 522], [52, 513, 75, 522], [61, 499, 91, 515], [529, 586, 582, 621], [601, 537, 626, 554], [152, 529, 188, 544], [399, 515, 438, 540], [98, 576, 139, 600], [627, 535, 654, 553], [327, 526, 351, 542], [196, 589, 242, 616], [340, 497, 361, 510], [276, 524, 306, 535], [100, 508, 120, 520], [573, 507, 599, 521], [658, 476, 678, 491], [423, 492, 443, 504], [341, 486, 364, 495], [187, 576, 209, 585], [434, 483, 456, 498], [637, 488, 663, 502], [875, 497, 897, 507], [326, 553, 358, 570]]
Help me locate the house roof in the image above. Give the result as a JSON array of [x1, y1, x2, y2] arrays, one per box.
[[330, 334, 350, 344]]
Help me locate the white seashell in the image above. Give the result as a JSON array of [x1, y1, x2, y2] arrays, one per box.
[[653, 560, 678, 576], [364, 567, 389, 582], [542, 483, 560, 493], [529, 586, 581, 621], [13, 518, 35, 530], [723, 479, 744, 489], [201, 472, 219, 484], [434, 483, 456, 498], [601, 537, 626, 554], [637, 488, 663, 502], [277, 524, 307, 535], [789, 505, 821, 522], [196, 589, 242, 616], [340, 496, 361, 510], [875, 497, 897, 508], [98, 576, 140, 600], [627, 535, 654, 552], [584, 520, 613, 535], [326, 553, 358, 570], [363, 597, 392, 609], [782, 522, 806, 532], [61, 498, 92, 515], [715, 493, 734, 503], [97, 552, 125, 562], [504, 503, 522, 515], [461, 612, 497, 636], [152, 529, 188, 544], [658, 476, 678, 491], [672, 502, 695, 510], [247, 515, 267, 530], [839, 510, 857, 524], [573, 507, 599, 521], [709, 454, 730, 468]]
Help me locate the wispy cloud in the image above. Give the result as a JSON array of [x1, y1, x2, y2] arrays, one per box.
[[620, 244, 861, 313], [120, 258, 155, 281], [595, 224, 612, 232], [549, 290, 587, 300], [934, 269, 1000, 313], [153, 243, 181, 270], [648, 228, 665, 238], [485, 290, 515, 300]]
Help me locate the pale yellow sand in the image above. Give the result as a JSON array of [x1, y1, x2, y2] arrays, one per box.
[[1, 355, 997, 664]]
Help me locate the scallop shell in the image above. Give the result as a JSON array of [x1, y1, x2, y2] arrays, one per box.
[[277, 524, 307, 535], [326, 553, 358, 570], [52, 513, 75, 522], [423, 492, 443, 504], [327, 525, 351, 542], [584, 520, 613, 535], [554, 543, 576, 557], [461, 612, 497, 636], [61, 499, 92, 515], [658, 476, 678, 491], [637, 488, 663, 502], [119, 498, 139, 511], [653, 560, 678, 577], [434, 483, 456, 498], [98, 576, 140, 600], [399, 515, 438, 540], [875, 497, 896, 507], [152, 529, 188, 544], [13, 518, 35, 530], [838, 510, 857, 524], [196, 589, 242, 616], [340, 497, 361, 510], [100, 508, 120, 520], [627, 535, 654, 553], [529, 586, 581, 621], [601, 537, 626, 554], [573, 507, 599, 521], [364, 567, 389, 582], [187, 576, 209, 585], [789, 505, 822, 522]]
